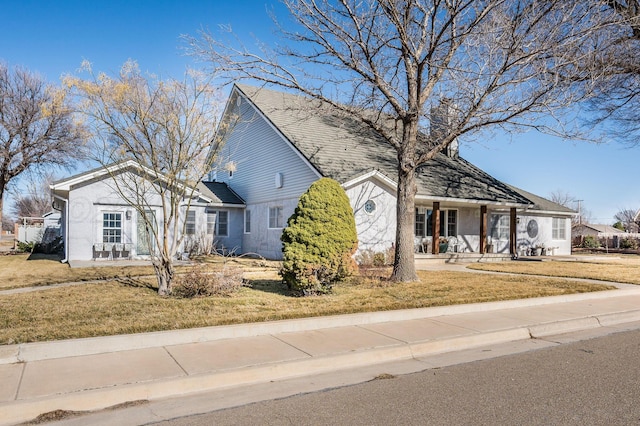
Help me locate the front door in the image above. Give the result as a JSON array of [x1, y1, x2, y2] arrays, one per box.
[[136, 210, 156, 256]]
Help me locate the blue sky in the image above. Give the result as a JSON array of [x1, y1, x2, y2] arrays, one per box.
[[2, 0, 637, 224]]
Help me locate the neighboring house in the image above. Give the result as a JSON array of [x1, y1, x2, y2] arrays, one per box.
[[573, 224, 625, 238], [212, 84, 574, 259], [50, 161, 244, 262], [572, 223, 631, 248]]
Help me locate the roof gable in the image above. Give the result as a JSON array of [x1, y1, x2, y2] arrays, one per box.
[[235, 84, 534, 207], [197, 181, 245, 206]]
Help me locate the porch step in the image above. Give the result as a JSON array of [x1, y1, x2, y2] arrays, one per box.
[[415, 253, 513, 265]]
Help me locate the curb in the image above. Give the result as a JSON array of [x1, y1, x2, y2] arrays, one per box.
[[0, 328, 531, 425], [3, 288, 640, 365], [2, 312, 640, 426]]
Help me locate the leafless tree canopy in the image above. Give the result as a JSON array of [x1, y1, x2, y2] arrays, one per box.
[[586, 1, 640, 144], [614, 208, 639, 232], [66, 61, 225, 295], [549, 190, 590, 227], [187, 1, 613, 281], [10, 172, 55, 219], [0, 64, 84, 227]]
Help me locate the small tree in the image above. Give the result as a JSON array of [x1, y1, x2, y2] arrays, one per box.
[[65, 61, 225, 295], [281, 178, 358, 294]]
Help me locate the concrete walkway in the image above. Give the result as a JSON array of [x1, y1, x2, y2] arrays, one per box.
[[2, 287, 640, 426]]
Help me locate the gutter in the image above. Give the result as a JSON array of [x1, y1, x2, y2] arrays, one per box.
[[52, 194, 69, 264]]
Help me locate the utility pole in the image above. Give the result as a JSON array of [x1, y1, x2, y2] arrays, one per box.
[[575, 199, 584, 225]]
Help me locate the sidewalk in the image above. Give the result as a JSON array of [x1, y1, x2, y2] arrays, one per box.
[[2, 287, 640, 425]]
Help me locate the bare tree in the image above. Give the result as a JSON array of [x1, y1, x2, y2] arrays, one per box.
[[65, 61, 225, 295], [1, 213, 13, 232], [549, 190, 591, 227], [585, 1, 640, 144], [9, 171, 56, 219], [0, 64, 85, 229], [187, 1, 609, 281], [614, 208, 639, 232]]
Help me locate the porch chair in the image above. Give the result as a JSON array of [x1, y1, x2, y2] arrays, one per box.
[[446, 236, 459, 253]]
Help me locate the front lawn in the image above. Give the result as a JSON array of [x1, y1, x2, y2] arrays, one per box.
[[0, 253, 157, 290], [467, 255, 640, 285], [0, 268, 613, 344]]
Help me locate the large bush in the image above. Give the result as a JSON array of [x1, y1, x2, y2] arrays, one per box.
[[280, 178, 358, 294]]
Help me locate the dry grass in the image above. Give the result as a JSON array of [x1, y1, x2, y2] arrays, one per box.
[[0, 268, 613, 345], [467, 255, 640, 284], [0, 253, 276, 290], [0, 253, 159, 290]]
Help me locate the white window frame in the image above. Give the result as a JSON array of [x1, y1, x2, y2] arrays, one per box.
[[269, 206, 284, 229], [552, 217, 566, 240], [244, 209, 251, 234], [207, 210, 228, 236], [102, 212, 123, 243], [185, 210, 196, 235], [491, 214, 510, 240], [415, 208, 458, 237], [206, 212, 216, 235]]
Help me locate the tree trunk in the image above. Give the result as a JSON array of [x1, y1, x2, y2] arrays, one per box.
[[391, 155, 419, 282], [154, 256, 175, 296], [0, 178, 5, 230]]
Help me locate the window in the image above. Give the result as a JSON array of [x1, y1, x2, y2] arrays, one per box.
[[415, 208, 425, 237], [244, 210, 251, 233], [415, 208, 457, 237], [103, 212, 122, 243], [185, 210, 196, 235], [216, 211, 228, 236], [490, 215, 510, 240], [447, 210, 458, 237], [364, 199, 376, 214], [269, 206, 283, 229], [207, 211, 228, 236], [207, 212, 216, 234], [552, 217, 566, 240]]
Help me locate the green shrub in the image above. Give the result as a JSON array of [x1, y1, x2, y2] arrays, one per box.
[[620, 238, 639, 250], [280, 178, 358, 295], [581, 235, 600, 249], [16, 241, 35, 253]]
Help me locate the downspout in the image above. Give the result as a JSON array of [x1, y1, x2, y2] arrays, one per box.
[[52, 194, 69, 263]]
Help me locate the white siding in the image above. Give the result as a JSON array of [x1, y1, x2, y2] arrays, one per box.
[[455, 207, 481, 253], [217, 97, 320, 204], [516, 214, 572, 256], [242, 197, 300, 260], [345, 179, 396, 254], [65, 172, 208, 261]]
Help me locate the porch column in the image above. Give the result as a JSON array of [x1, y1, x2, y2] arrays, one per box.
[[431, 202, 440, 254], [479, 205, 487, 253], [510, 207, 517, 256]]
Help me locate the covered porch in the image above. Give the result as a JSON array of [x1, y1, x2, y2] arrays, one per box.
[[414, 200, 524, 258]]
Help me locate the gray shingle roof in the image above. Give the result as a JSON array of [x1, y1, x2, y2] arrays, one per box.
[[236, 84, 535, 206], [197, 181, 245, 205], [578, 224, 623, 234], [506, 185, 576, 214]]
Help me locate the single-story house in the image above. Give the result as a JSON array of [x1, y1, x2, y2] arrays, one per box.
[[572, 223, 635, 249], [211, 84, 575, 259], [53, 84, 575, 263], [50, 161, 244, 262]]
